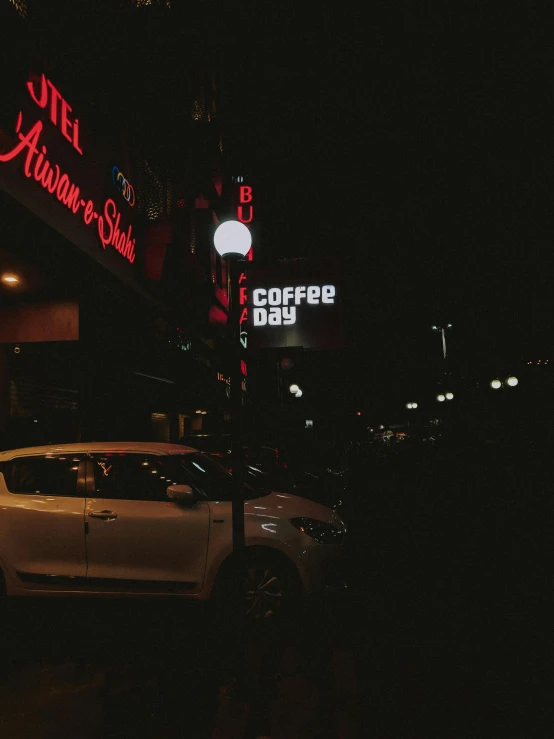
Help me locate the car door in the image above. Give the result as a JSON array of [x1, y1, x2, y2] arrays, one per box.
[[0, 454, 87, 590], [84, 453, 210, 593]]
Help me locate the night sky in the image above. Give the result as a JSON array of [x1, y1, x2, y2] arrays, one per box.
[[219, 4, 554, 405]]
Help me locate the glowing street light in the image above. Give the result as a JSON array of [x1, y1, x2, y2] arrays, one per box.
[[491, 376, 519, 390], [295, 388, 303, 398], [445, 392, 454, 400], [213, 220, 252, 259], [289, 383, 300, 395], [406, 402, 418, 409], [437, 394, 446, 402]]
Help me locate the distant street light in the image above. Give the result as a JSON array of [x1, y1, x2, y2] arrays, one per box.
[[445, 392, 454, 400], [295, 389, 303, 398], [491, 376, 519, 390], [406, 402, 418, 409], [437, 394, 446, 402], [432, 324, 452, 360], [289, 383, 300, 394]]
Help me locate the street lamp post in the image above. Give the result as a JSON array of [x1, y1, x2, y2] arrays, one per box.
[[432, 324, 452, 360], [213, 221, 252, 596]]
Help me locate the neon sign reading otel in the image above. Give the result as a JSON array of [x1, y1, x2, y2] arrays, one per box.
[[252, 285, 336, 326], [0, 73, 136, 264]]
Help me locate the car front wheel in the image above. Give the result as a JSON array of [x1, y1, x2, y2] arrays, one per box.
[[212, 550, 302, 622]]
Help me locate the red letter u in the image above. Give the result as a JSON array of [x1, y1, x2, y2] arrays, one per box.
[[237, 205, 253, 223]]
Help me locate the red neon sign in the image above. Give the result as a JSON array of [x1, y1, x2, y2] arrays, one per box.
[[0, 74, 136, 264], [26, 74, 83, 155], [235, 184, 254, 337]]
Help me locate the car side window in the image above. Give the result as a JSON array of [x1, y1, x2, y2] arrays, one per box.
[[3, 455, 84, 496], [90, 454, 196, 502]]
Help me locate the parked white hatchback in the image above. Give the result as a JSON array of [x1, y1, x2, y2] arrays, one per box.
[[0, 442, 346, 617]]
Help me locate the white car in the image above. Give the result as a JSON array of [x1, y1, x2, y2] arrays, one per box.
[[0, 442, 346, 617]]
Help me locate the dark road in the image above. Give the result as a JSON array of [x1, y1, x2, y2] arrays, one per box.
[[0, 457, 550, 738]]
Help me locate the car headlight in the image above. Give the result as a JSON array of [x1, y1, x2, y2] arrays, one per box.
[[289, 517, 343, 545]]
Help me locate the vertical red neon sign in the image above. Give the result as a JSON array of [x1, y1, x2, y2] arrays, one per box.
[[235, 181, 254, 355]]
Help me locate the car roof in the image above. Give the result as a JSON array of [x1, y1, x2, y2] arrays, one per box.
[[0, 442, 198, 461]]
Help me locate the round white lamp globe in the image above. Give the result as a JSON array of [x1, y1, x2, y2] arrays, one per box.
[[213, 221, 252, 258], [506, 376, 519, 387], [445, 392, 454, 400], [295, 389, 303, 398], [490, 379, 502, 390], [437, 394, 446, 402], [406, 402, 413, 409], [412, 402, 418, 409], [289, 383, 300, 395]]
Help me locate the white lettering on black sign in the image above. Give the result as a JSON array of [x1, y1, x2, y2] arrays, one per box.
[[252, 285, 336, 326]]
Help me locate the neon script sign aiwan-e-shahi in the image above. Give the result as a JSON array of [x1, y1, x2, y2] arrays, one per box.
[[0, 74, 136, 264]]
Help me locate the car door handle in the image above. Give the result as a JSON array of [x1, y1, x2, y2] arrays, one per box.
[[88, 510, 118, 521]]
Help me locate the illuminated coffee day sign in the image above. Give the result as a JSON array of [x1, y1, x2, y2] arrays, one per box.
[[252, 285, 336, 326], [247, 260, 342, 349], [0, 73, 136, 264]]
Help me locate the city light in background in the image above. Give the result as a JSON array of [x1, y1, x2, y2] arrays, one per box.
[[491, 376, 519, 390], [1, 273, 20, 285]]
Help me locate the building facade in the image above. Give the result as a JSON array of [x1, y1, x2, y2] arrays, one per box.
[[0, 0, 243, 449]]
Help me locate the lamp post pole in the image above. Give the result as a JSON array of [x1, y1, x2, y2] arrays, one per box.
[[229, 257, 246, 565], [213, 220, 252, 616], [432, 324, 452, 361]]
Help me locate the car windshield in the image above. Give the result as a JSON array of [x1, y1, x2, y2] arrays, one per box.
[[171, 453, 270, 500]]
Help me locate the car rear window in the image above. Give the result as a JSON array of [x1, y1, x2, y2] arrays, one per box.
[[2, 455, 83, 496]]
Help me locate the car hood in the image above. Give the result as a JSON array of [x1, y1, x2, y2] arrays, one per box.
[[245, 490, 345, 531]]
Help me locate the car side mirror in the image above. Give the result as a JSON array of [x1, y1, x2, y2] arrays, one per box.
[[166, 484, 195, 505]]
